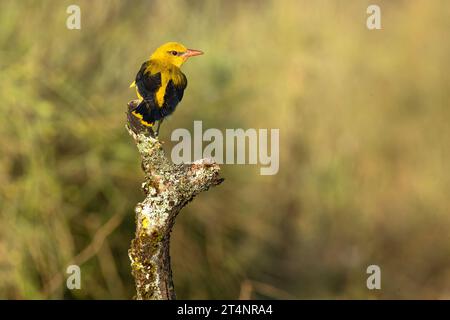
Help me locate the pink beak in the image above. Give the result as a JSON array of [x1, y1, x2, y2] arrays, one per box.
[[183, 49, 204, 58]]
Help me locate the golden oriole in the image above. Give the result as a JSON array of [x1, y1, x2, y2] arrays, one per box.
[[130, 42, 203, 135]]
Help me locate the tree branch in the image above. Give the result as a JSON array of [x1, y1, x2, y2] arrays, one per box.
[[126, 100, 223, 300]]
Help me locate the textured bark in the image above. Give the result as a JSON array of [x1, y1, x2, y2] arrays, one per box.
[[126, 100, 223, 300]]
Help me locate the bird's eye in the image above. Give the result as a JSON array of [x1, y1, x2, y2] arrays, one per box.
[[170, 51, 178, 56]]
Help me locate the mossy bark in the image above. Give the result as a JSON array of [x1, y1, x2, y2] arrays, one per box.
[[126, 100, 223, 300]]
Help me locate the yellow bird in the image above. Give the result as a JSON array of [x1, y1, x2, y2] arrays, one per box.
[[130, 42, 203, 135]]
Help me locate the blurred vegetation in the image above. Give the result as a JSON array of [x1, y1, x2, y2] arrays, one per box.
[[0, 0, 449, 299]]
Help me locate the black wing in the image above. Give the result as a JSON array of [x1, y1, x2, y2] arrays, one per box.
[[132, 64, 187, 125], [135, 61, 161, 100], [132, 62, 163, 125], [160, 72, 187, 117]]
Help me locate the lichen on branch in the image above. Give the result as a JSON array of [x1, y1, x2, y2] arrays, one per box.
[[126, 101, 223, 300]]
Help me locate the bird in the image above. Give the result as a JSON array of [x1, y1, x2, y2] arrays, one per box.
[[130, 42, 203, 136]]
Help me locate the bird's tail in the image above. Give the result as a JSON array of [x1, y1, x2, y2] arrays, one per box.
[[131, 100, 164, 127]]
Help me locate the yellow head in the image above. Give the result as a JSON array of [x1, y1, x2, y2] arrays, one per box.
[[150, 42, 203, 68]]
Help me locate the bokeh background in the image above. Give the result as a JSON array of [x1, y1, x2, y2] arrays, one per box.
[[0, 0, 449, 299]]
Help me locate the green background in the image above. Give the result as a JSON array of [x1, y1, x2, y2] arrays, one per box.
[[0, 0, 449, 299]]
